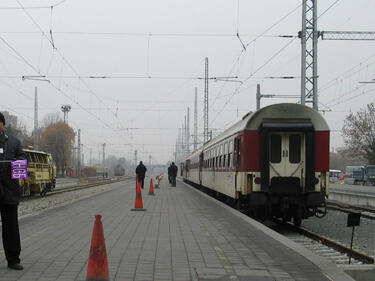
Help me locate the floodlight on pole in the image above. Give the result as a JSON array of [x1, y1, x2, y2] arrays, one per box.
[[61, 105, 71, 123]]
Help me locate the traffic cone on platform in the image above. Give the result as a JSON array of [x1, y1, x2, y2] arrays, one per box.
[[131, 182, 146, 211], [148, 178, 155, 195], [86, 215, 109, 281]]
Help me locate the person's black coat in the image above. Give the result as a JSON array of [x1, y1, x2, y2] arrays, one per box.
[[0, 133, 26, 205], [169, 164, 178, 177], [135, 163, 147, 179]]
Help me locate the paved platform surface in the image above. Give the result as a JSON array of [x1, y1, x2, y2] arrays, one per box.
[[0, 177, 355, 280]]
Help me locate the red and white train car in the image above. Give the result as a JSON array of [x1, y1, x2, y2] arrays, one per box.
[[183, 103, 329, 226]]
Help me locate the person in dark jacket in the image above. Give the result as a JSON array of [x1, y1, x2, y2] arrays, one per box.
[[0, 112, 26, 270], [169, 162, 178, 186], [135, 161, 147, 189], [167, 164, 172, 184]]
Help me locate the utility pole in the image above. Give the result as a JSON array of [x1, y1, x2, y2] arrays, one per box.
[[300, 0, 318, 110], [186, 107, 190, 155], [256, 84, 299, 110], [102, 143, 106, 179], [81, 144, 84, 167], [299, 1, 375, 111], [134, 150, 138, 166], [34, 86, 38, 150], [256, 84, 261, 111], [194, 87, 198, 151], [181, 124, 184, 160], [90, 148, 92, 166], [204, 57, 209, 143], [77, 129, 81, 177]]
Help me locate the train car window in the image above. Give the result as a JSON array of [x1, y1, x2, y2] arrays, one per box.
[[270, 135, 281, 163], [289, 135, 301, 163], [219, 156, 222, 167], [228, 152, 231, 168], [223, 155, 226, 167]]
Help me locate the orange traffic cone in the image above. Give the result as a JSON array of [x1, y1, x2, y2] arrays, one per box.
[[131, 182, 146, 211], [86, 215, 109, 281], [148, 178, 155, 195]]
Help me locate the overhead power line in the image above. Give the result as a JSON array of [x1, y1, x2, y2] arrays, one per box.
[[0, 0, 68, 10], [0, 30, 296, 38]]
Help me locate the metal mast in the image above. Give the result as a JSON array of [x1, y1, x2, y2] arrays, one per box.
[[300, 0, 318, 110], [203, 57, 209, 143], [186, 107, 190, 155], [77, 129, 81, 177], [194, 87, 198, 151], [34, 86, 38, 150], [102, 143, 106, 178]]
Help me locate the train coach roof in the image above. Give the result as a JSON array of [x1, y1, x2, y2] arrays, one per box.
[[202, 103, 329, 149]]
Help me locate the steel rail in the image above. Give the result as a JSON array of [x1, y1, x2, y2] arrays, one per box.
[[20, 176, 132, 202]]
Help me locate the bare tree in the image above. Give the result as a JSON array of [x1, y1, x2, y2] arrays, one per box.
[[42, 112, 62, 128], [342, 103, 375, 164], [39, 121, 75, 176]]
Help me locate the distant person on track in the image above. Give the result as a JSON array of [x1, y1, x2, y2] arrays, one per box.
[[135, 161, 147, 189], [0, 112, 26, 270], [169, 162, 178, 187]]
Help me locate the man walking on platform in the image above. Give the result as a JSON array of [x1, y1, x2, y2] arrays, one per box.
[[0, 112, 26, 270], [169, 162, 178, 187], [135, 161, 147, 189]]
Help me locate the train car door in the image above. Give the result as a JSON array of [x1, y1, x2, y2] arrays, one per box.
[[185, 159, 190, 179], [199, 153, 203, 185], [234, 137, 241, 191], [269, 132, 305, 191]]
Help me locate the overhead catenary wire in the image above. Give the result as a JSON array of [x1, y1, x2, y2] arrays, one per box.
[[0, 0, 68, 10], [0, 31, 296, 38], [209, 3, 302, 110], [210, 37, 298, 126], [14, 0, 140, 147]]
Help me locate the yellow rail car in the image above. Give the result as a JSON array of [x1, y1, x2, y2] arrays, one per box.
[[19, 149, 56, 196]]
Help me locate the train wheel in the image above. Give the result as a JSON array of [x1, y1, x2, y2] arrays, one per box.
[[293, 208, 302, 227], [40, 184, 47, 197]]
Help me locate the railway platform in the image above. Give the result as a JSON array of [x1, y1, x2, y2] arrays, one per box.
[[0, 177, 355, 280]]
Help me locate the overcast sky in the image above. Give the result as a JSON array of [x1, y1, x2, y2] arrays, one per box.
[[0, 0, 374, 165]]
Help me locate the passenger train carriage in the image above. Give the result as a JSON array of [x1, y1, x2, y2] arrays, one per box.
[[183, 103, 329, 226]]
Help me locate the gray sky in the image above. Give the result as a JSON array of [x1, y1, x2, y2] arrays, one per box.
[[0, 0, 374, 165]]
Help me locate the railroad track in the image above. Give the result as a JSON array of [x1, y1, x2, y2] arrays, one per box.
[[185, 181, 374, 265], [20, 176, 132, 202], [326, 200, 375, 220], [271, 220, 374, 265]]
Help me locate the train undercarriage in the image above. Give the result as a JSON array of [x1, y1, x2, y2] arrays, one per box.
[[183, 178, 326, 227]]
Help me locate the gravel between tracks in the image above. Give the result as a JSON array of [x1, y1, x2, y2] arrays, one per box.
[[301, 210, 375, 258], [18, 182, 122, 218]]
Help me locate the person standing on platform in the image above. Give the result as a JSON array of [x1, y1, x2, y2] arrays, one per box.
[[169, 162, 178, 186], [167, 163, 172, 184], [0, 112, 26, 270], [135, 161, 147, 189]]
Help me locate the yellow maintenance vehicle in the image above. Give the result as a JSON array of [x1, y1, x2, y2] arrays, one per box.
[[19, 149, 56, 196]]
